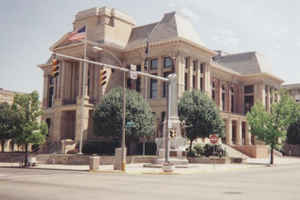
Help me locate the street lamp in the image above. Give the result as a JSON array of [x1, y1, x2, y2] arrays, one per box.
[[93, 46, 127, 171]]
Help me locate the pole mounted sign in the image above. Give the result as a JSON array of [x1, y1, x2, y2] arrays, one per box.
[[209, 134, 219, 144], [129, 64, 137, 80]]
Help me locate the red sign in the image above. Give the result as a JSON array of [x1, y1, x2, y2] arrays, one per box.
[[209, 134, 219, 144]]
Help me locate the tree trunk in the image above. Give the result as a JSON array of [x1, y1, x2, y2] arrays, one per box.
[[270, 144, 274, 165], [189, 140, 193, 153], [1, 141, 4, 152], [24, 144, 29, 167]]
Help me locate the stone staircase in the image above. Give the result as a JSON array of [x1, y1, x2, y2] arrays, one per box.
[[222, 144, 249, 159]]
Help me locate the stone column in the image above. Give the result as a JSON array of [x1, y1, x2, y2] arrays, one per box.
[[78, 61, 83, 97], [196, 61, 201, 90], [225, 118, 232, 145], [236, 119, 242, 145], [245, 122, 251, 145], [188, 58, 193, 91], [218, 80, 223, 110], [157, 57, 163, 98], [4, 140, 11, 152], [51, 111, 62, 142], [59, 59, 66, 101], [176, 55, 185, 98], [228, 86, 232, 112], [43, 73, 48, 108], [266, 86, 270, 112], [203, 63, 211, 96]]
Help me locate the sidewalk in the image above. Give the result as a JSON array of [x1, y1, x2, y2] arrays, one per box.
[[1, 157, 300, 175]]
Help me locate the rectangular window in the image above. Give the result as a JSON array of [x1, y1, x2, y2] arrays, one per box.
[[193, 75, 196, 89], [200, 77, 203, 91], [185, 57, 189, 69], [136, 77, 141, 92], [137, 64, 141, 71], [127, 79, 132, 89], [150, 58, 158, 70], [48, 76, 54, 108], [164, 57, 173, 68], [244, 85, 254, 94], [184, 73, 188, 91], [150, 78, 158, 99], [193, 60, 197, 71], [161, 112, 166, 122], [163, 72, 171, 97], [200, 63, 205, 73], [244, 95, 254, 113]]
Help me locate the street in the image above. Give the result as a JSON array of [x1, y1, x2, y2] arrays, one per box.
[[1, 163, 300, 200]]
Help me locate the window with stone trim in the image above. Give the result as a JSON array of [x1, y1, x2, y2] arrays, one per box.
[[184, 73, 188, 91], [163, 57, 173, 68], [193, 60, 197, 71], [231, 87, 235, 113], [48, 76, 54, 108], [150, 78, 158, 99], [150, 58, 158, 70], [136, 77, 141, 92], [211, 81, 216, 102], [222, 85, 226, 111], [163, 72, 171, 97]]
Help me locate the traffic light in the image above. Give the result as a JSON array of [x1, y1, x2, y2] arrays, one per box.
[[51, 59, 60, 77], [99, 68, 108, 86], [170, 128, 176, 138]]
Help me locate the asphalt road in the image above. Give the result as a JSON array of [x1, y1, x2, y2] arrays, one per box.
[[1, 164, 300, 200]]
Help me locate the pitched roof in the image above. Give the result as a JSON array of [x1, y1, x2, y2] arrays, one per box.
[[126, 11, 206, 50], [214, 52, 273, 75]]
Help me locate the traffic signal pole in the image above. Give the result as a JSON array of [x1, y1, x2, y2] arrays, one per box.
[[53, 51, 174, 168]]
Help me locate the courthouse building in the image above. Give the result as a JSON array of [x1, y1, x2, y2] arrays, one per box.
[[283, 83, 300, 103], [38, 7, 284, 156]]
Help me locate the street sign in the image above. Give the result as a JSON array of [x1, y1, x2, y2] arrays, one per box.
[[126, 121, 135, 128], [130, 64, 137, 80], [209, 134, 219, 144]]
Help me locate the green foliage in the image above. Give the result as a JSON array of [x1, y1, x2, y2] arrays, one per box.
[[247, 90, 298, 164], [11, 91, 48, 146], [82, 141, 120, 155], [187, 143, 226, 158], [0, 103, 19, 142], [178, 90, 225, 148], [287, 105, 300, 144], [93, 88, 155, 143]]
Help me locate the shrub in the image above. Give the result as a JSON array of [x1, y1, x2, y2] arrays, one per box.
[[188, 143, 226, 158], [82, 141, 120, 155]]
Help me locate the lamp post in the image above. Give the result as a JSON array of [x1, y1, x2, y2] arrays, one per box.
[[93, 46, 126, 171]]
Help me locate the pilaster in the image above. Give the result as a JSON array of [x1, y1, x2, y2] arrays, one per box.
[[225, 118, 232, 145], [236, 119, 242, 145], [245, 122, 251, 145]]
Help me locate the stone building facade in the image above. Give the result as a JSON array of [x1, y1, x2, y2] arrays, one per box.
[[38, 7, 284, 155], [283, 83, 300, 103]]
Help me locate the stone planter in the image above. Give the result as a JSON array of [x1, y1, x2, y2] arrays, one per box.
[[188, 157, 230, 164]]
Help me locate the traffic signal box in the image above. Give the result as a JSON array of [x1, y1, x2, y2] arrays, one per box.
[[170, 128, 176, 138], [51, 59, 60, 77], [99, 68, 108, 87]]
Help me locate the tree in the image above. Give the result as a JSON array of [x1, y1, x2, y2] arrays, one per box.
[[11, 91, 48, 166], [178, 90, 225, 153], [93, 88, 155, 154], [0, 103, 18, 152], [247, 91, 298, 165], [287, 104, 300, 144]]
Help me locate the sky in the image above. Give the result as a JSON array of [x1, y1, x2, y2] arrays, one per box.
[[1, 0, 300, 97]]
